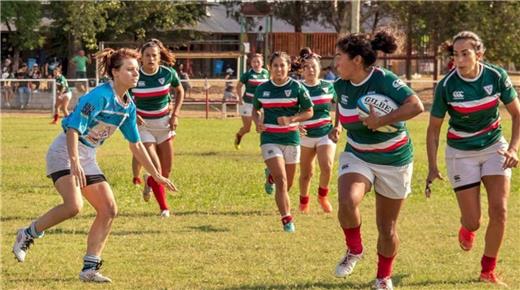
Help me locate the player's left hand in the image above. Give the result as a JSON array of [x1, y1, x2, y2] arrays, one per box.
[[169, 115, 178, 131], [498, 148, 519, 169], [361, 104, 381, 131]]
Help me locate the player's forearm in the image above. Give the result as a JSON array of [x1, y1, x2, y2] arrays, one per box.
[[379, 96, 424, 126], [129, 142, 162, 178], [426, 126, 441, 171], [290, 108, 313, 123], [66, 129, 80, 164]]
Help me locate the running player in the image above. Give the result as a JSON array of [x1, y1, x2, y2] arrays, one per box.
[[12, 48, 176, 283], [130, 38, 184, 218], [426, 31, 519, 287], [297, 48, 336, 214], [329, 31, 424, 290], [252, 51, 313, 233], [51, 67, 72, 124], [234, 53, 269, 149]]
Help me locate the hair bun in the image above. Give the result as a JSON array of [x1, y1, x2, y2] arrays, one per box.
[[371, 31, 397, 54]]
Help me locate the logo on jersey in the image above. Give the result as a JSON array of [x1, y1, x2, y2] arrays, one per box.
[[483, 85, 493, 95], [341, 94, 349, 104], [284, 90, 292, 97], [453, 175, 461, 183], [323, 87, 329, 93], [158, 78, 165, 85], [138, 81, 145, 87], [392, 79, 406, 90], [263, 91, 270, 97], [504, 77, 513, 89], [80, 103, 95, 117], [452, 91, 464, 100], [252, 75, 258, 79]]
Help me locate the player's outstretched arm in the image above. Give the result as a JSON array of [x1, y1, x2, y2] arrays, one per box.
[[129, 142, 177, 192]]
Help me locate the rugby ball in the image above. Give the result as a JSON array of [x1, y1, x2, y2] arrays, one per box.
[[356, 94, 404, 133]]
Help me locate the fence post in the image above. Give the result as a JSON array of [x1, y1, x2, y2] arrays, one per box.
[[204, 78, 210, 119]]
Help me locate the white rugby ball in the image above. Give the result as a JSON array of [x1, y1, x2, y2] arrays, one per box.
[[356, 94, 404, 133]]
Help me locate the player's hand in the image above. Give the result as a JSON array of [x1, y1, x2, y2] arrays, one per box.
[[298, 124, 307, 136], [70, 160, 87, 188], [425, 167, 444, 198], [277, 116, 292, 126], [498, 148, 519, 169], [169, 115, 178, 131], [238, 98, 244, 105], [136, 115, 145, 126], [255, 122, 266, 133], [361, 104, 381, 131], [153, 175, 178, 192], [328, 126, 342, 143]]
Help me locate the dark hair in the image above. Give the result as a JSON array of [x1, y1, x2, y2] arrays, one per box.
[[96, 48, 140, 79], [452, 31, 485, 54], [269, 51, 291, 66], [336, 31, 397, 67], [298, 47, 321, 68], [140, 38, 176, 66]]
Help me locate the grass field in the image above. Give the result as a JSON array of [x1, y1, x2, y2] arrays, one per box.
[[1, 113, 519, 290]]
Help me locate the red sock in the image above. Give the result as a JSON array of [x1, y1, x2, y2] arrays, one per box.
[[281, 215, 293, 225], [377, 253, 395, 279], [268, 174, 274, 184], [300, 195, 309, 204], [318, 187, 329, 197], [459, 226, 475, 241], [342, 225, 363, 255], [147, 176, 168, 210], [481, 255, 497, 274], [53, 114, 59, 122]]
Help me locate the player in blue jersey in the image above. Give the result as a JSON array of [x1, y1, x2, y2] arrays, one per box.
[[12, 48, 177, 283]]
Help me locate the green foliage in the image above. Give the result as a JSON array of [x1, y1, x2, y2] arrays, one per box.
[[1, 1, 45, 50], [1, 114, 519, 289]]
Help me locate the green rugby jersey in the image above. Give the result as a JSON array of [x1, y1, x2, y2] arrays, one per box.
[[431, 62, 517, 150], [334, 67, 416, 166], [253, 78, 313, 145], [56, 75, 71, 93], [131, 65, 181, 119], [240, 68, 269, 103], [301, 80, 336, 138]]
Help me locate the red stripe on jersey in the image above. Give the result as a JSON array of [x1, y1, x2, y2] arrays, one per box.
[[451, 99, 498, 114], [262, 101, 298, 108], [133, 88, 170, 98]]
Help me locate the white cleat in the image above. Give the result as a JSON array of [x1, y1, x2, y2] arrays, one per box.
[[374, 277, 394, 290], [160, 209, 170, 218], [335, 250, 363, 278], [13, 228, 34, 262], [79, 268, 112, 283], [142, 173, 151, 202]]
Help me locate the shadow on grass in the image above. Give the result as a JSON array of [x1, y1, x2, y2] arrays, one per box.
[[1, 210, 271, 222], [7, 277, 77, 283], [46, 228, 162, 236], [186, 224, 230, 233], [219, 273, 478, 290], [220, 281, 373, 290]]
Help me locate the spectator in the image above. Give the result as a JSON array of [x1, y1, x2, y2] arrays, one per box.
[[70, 49, 91, 79], [178, 63, 192, 99], [323, 66, 337, 81], [2, 64, 14, 108], [15, 63, 31, 109], [256, 25, 265, 53]]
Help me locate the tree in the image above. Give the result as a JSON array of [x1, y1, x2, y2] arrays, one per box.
[[1, 1, 45, 70], [272, 1, 319, 33]]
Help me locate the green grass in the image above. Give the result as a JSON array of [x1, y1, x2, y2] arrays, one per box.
[[1, 113, 519, 290]]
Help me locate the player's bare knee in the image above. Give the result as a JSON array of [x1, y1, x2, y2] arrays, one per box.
[[462, 218, 481, 232], [488, 205, 507, 225], [377, 223, 398, 241], [64, 199, 83, 218], [98, 204, 118, 220]]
